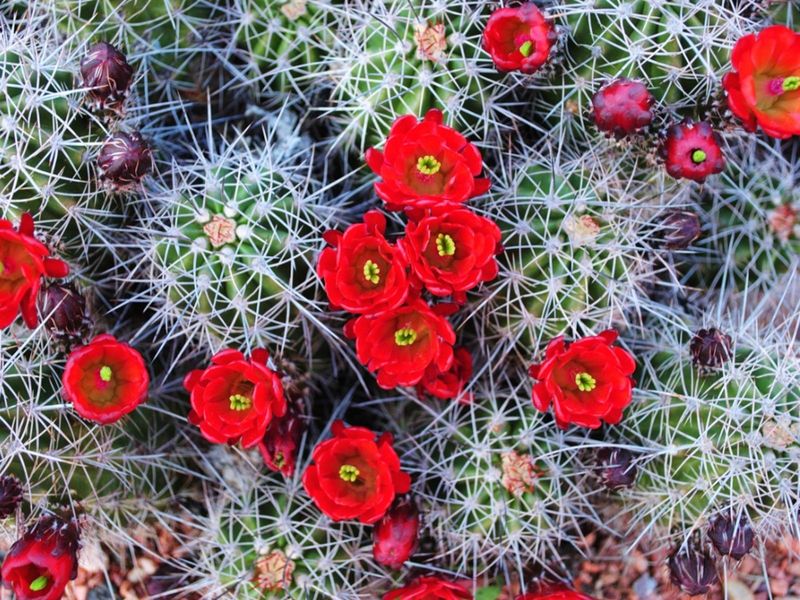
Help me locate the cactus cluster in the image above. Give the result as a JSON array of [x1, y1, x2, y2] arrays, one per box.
[[1, 0, 800, 598]]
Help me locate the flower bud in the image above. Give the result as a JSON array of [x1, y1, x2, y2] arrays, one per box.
[[595, 447, 637, 490], [668, 544, 718, 596], [80, 42, 133, 113], [97, 131, 153, 190], [661, 210, 701, 249], [37, 282, 90, 342], [690, 328, 732, 370], [0, 475, 23, 519], [372, 495, 420, 569], [258, 401, 305, 477], [1, 514, 80, 600], [707, 511, 754, 560]]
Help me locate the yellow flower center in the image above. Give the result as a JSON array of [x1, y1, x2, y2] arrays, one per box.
[[339, 464, 360, 482], [363, 259, 380, 284], [575, 372, 596, 392], [229, 394, 252, 411], [691, 149, 707, 164], [417, 155, 441, 175], [394, 328, 417, 346], [99, 365, 113, 382], [29, 576, 49, 592], [519, 40, 533, 57], [435, 233, 456, 257]]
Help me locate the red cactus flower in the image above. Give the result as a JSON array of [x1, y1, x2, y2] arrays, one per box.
[[0, 515, 80, 600], [184, 348, 286, 448], [401, 208, 501, 301], [0, 213, 69, 329], [317, 211, 410, 315], [372, 495, 420, 569], [258, 400, 304, 477], [97, 131, 153, 189], [62, 334, 149, 425], [529, 330, 635, 429], [302, 420, 411, 524], [516, 586, 596, 599], [591, 79, 654, 137], [483, 3, 556, 74], [347, 298, 456, 389], [723, 25, 800, 139], [365, 110, 490, 212], [384, 576, 472, 599], [80, 41, 133, 113], [662, 121, 725, 183], [416, 346, 473, 404]]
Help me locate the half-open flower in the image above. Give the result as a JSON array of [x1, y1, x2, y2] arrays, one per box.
[[303, 421, 411, 524], [483, 3, 556, 74], [184, 348, 286, 448], [365, 110, 490, 212], [62, 334, 149, 425], [384, 576, 472, 599], [0, 515, 79, 600], [529, 330, 635, 429], [723, 26, 800, 139], [415, 346, 473, 403], [318, 211, 409, 315], [516, 586, 596, 599], [0, 214, 69, 329], [402, 207, 501, 301], [347, 298, 456, 389]]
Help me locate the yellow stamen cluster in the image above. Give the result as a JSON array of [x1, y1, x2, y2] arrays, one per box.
[[229, 393, 252, 411], [394, 328, 417, 346], [339, 464, 360, 482], [99, 366, 113, 382], [416, 155, 441, 175], [363, 259, 381, 284], [575, 372, 597, 392], [435, 233, 456, 256]]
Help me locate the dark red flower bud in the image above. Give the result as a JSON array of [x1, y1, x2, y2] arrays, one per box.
[[661, 211, 702, 249], [258, 401, 305, 477], [37, 282, 90, 344], [591, 79, 654, 138], [97, 131, 153, 190], [1, 514, 80, 600], [690, 328, 732, 370], [146, 561, 190, 598], [662, 120, 726, 183], [707, 511, 754, 560], [372, 495, 420, 569], [595, 447, 637, 490], [668, 544, 718, 596], [0, 475, 23, 519], [80, 42, 133, 113]]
